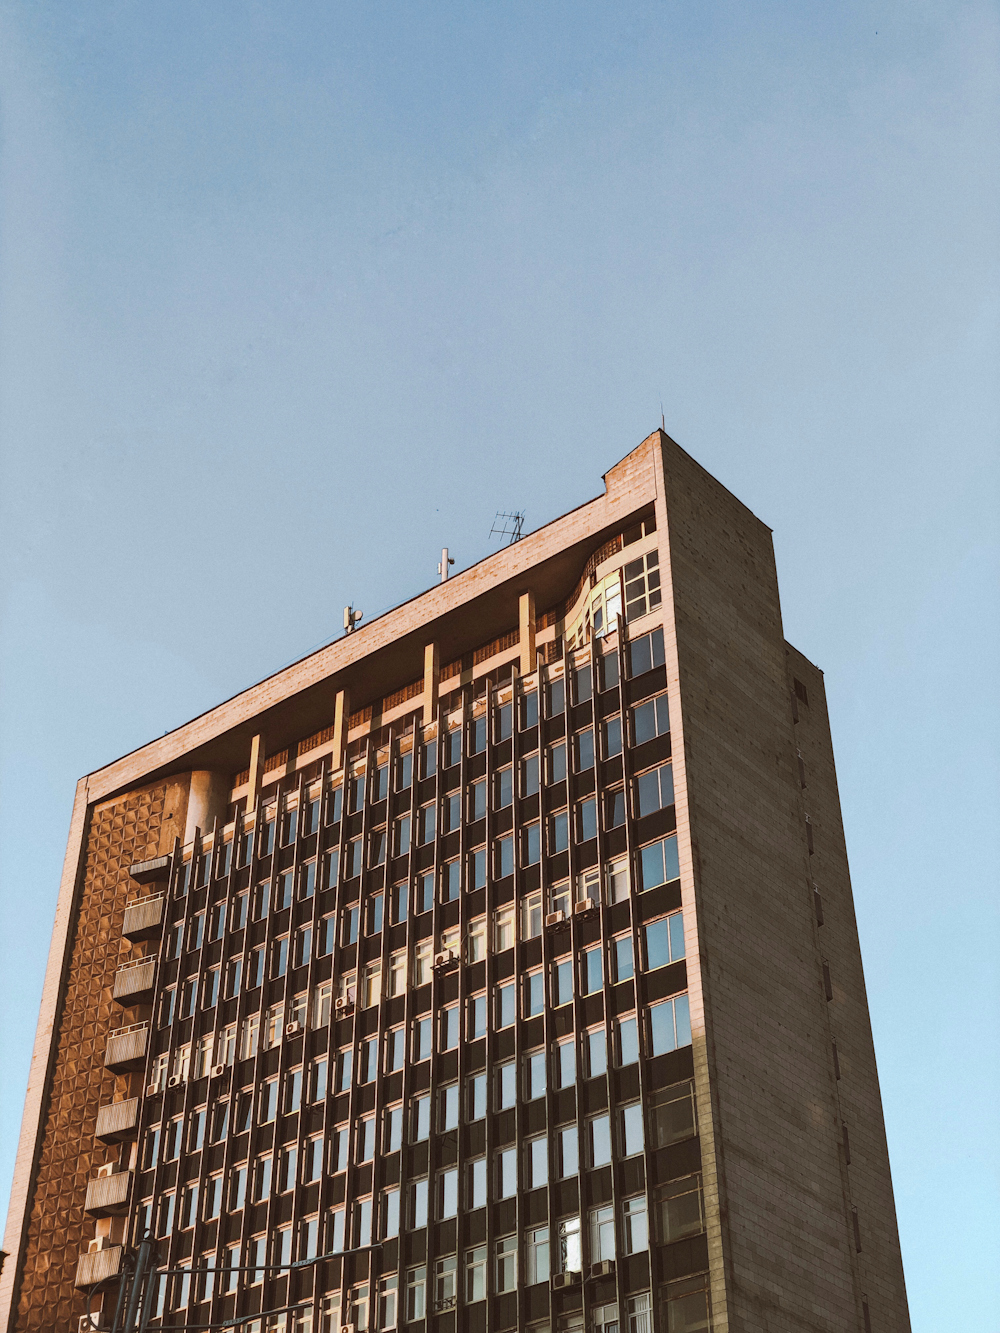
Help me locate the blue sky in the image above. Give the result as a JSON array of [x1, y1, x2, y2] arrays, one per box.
[[1, 2, 997, 1326]]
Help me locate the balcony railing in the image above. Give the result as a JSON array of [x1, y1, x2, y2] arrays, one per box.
[[128, 854, 171, 884], [74, 1245, 123, 1289], [95, 1098, 139, 1144], [105, 1022, 149, 1072], [84, 1171, 132, 1218], [112, 957, 156, 1005], [122, 893, 165, 942]]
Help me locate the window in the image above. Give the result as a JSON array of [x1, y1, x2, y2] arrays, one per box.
[[546, 677, 565, 717], [387, 950, 406, 998], [519, 690, 538, 729], [467, 1073, 487, 1121], [521, 753, 540, 796], [349, 773, 365, 814], [525, 1135, 548, 1188], [547, 811, 568, 855], [420, 739, 437, 780], [497, 1061, 516, 1110], [433, 1256, 457, 1311], [259, 1079, 278, 1123], [635, 761, 674, 817], [494, 766, 513, 809], [440, 1005, 459, 1051], [327, 1207, 346, 1254], [309, 1056, 327, 1103], [405, 1268, 426, 1322], [657, 1175, 705, 1242], [467, 1157, 487, 1208], [385, 1027, 405, 1072], [573, 730, 595, 772], [379, 1189, 401, 1242], [369, 827, 387, 867], [393, 815, 410, 856], [441, 859, 461, 902], [639, 835, 680, 890], [616, 1015, 639, 1066], [496, 982, 516, 1028], [437, 1169, 458, 1219], [411, 1096, 430, 1143], [231, 891, 249, 931], [468, 845, 487, 889], [576, 798, 598, 841], [495, 700, 513, 741], [628, 627, 665, 677], [467, 993, 487, 1040], [417, 803, 436, 844], [650, 1081, 697, 1147], [468, 778, 487, 822], [632, 692, 670, 746], [557, 1216, 582, 1274], [469, 715, 487, 755], [412, 1016, 433, 1063], [284, 1065, 302, 1112], [525, 1050, 547, 1101], [525, 1225, 550, 1284], [303, 1137, 323, 1183], [624, 549, 661, 621], [495, 1235, 517, 1293], [466, 915, 486, 963], [644, 911, 686, 968], [590, 1205, 616, 1262], [342, 904, 359, 945], [203, 1175, 222, 1220], [416, 871, 434, 913], [649, 994, 692, 1055], [335, 1048, 353, 1093], [300, 1214, 320, 1262], [521, 822, 541, 866], [362, 962, 381, 1008], [391, 880, 408, 923], [299, 859, 317, 900], [384, 1105, 403, 1154], [622, 1195, 648, 1253], [444, 727, 462, 768], [552, 957, 574, 1007], [547, 741, 567, 785], [202, 968, 220, 1009], [555, 1039, 576, 1088], [295, 925, 312, 968], [360, 1036, 378, 1083], [437, 1083, 459, 1132], [495, 905, 515, 952], [602, 715, 623, 760], [522, 891, 543, 939], [413, 940, 433, 987], [524, 970, 545, 1017], [228, 1166, 246, 1211], [274, 870, 294, 912], [495, 835, 514, 878], [582, 945, 603, 994], [278, 1147, 297, 1193], [329, 1125, 349, 1173], [588, 1114, 612, 1167], [620, 1102, 644, 1156], [557, 1125, 578, 1178], [396, 751, 413, 792], [373, 762, 390, 802], [497, 1148, 517, 1199], [326, 783, 344, 824], [442, 791, 461, 834], [465, 1245, 487, 1303], [356, 1116, 376, 1163], [612, 933, 634, 982]]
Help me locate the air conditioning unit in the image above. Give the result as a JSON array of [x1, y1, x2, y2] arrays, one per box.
[[211, 1064, 227, 1077], [285, 1021, 303, 1036], [167, 1074, 185, 1088], [334, 996, 354, 1015], [589, 1259, 615, 1278], [574, 897, 598, 915], [79, 1316, 99, 1333], [545, 910, 566, 927], [551, 1270, 580, 1289], [97, 1162, 116, 1178], [339, 1324, 357, 1333], [433, 949, 458, 969], [146, 1082, 162, 1096]]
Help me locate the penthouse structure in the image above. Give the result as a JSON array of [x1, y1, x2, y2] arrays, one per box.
[[1, 431, 910, 1333]]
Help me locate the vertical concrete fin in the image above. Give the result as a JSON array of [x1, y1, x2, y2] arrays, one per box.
[[246, 735, 264, 813], [331, 689, 350, 773], [423, 643, 440, 726], [519, 591, 536, 674]]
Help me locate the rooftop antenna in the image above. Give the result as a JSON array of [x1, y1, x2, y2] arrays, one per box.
[[437, 548, 455, 583], [343, 605, 363, 634], [490, 510, 525, 546], [660, 401, 666, 432]]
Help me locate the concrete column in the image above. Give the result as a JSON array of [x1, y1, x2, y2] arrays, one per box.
[[519, 590, 536, 675], [246, 735, 265, 813], [423, 643, 440, 727], [331, 689, 350, 772], [184, 772, 230, 844]]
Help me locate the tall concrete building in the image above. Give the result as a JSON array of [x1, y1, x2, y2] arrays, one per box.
[[1, 432, 909, 1333]]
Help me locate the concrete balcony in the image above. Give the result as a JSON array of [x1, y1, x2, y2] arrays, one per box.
[[122, 893, 165, 942], [112, 957, 156, 1005], [105, 1022, 149, 1072], [85, 1171, 132, 1218], [75, 1244, 123, 1288], [129, 854, 171, 884], [95, 1098, 139, 1144]]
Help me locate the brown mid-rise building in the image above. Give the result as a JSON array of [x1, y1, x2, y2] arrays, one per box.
[[1, 431, 910, 1333]]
